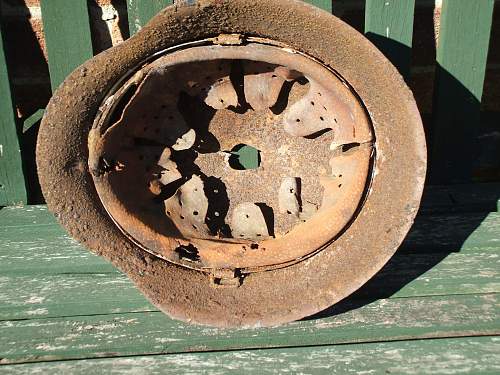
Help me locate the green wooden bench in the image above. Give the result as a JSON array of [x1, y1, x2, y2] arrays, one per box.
[[1, 0, 498, 372]]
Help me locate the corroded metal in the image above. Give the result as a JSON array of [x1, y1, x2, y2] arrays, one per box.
[[88, 40, 374, 272], [37, 0, 426, 328]]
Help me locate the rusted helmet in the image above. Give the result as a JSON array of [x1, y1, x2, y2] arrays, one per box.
[[37, 0, 426, 327]]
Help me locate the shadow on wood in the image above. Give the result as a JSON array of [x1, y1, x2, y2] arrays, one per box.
[[305, 18, 498, 320]]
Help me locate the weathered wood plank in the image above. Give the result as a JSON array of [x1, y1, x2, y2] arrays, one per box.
[[431, 0, 494, 183], [0, 205, 55, 227], [22, 109, 45, 133], [420, 183, 500, 214], [0, 293, 498, 364], [0, 273, 154, 321], [40, 0, 94, 90], [365, 0, 415, 78], [357, 250, 500, 298], [0, 249, 498, 321], [403, 212, 500, 252], [446, 183, 500, 213], [3, 336, 499, 374], [304, 0, 333, 13], [0, 224, 116, 275], [0, 11, 27, 206], [126, 0, 174, 36], [1, 208, 499, 276]]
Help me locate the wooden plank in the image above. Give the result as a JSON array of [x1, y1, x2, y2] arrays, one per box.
[[127, 0, 174, 36], [0, 224, 116, 275], [40, 0, 94, 90], [0, 273, 154, 321], [365, 0, 415, 78], [0, 11, 28, 206], [357, 250, 500, 298], [0, 249, 498, 321], [304, 1, 333, 13], [0, 293, 498, 364], [448, 183, 500, 213], [1, 208, 499, 276], [431, 0, 494, 183], [22, 109, 45, 133], [3, 336, 499, 374], [1, 208, 498, 321], [0, 205, 55, 227], [403, 212, 500, 252], [420, 183, 500, 214]]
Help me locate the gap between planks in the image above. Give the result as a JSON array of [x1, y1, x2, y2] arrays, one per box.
[[0, 293, 498, 364]]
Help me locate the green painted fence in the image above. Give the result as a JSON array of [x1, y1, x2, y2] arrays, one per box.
[[127, 0, 174, 35], [40, 0, 94, 91], [431, 0, 495, 183], [0, 0, 495, 205], [365, 0, 415, 79], [0, 7, 27, 206]]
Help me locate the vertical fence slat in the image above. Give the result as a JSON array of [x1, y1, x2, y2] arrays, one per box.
[[364, 0, 415, 78], [431, 0, 494, 183], [305, 1, 333, 13], [127, 0, 174, 35], [0, 13, 28, 205], [40, 0, 94, 91]]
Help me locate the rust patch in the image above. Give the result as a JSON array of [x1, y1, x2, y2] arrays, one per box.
[[88, 41, 374, 271], [37, 0, 426, 328]]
